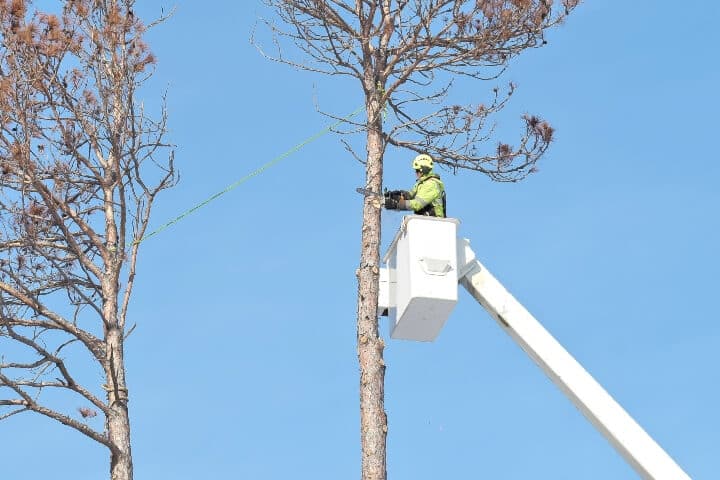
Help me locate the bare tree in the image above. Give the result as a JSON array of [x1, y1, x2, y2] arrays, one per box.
[[0, 1, 174, 479], [257, 1, 578, 478]]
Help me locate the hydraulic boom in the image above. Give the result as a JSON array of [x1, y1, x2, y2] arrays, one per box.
[[456, 238, 690, 480]]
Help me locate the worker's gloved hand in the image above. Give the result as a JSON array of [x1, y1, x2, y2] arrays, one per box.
[[384, 196, 399, 209]]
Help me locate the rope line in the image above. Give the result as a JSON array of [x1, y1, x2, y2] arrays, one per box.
[[136, 105, 365, 244]]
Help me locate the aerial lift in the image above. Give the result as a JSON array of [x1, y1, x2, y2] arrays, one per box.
[[378, 216, 690, 480]]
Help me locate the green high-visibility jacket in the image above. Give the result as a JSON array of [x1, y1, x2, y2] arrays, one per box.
[[405, 172, 446, 217]]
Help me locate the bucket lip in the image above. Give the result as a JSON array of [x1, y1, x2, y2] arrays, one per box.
[[382, 215, 460, 264]]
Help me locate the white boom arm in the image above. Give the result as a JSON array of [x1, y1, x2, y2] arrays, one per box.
[[457, 238, 690, 480]]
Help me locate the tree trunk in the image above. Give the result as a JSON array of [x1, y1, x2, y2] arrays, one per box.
[[357, 88, 387, 480], [104, 65, 133, 479], [104, 161, 132, 479], [106, 327, 133, 480]]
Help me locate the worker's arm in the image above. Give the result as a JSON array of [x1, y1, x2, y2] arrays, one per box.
[[403, 179, 441, 211]]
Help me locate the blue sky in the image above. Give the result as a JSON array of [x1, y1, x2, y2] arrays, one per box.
[[2, 1, 719, 479]]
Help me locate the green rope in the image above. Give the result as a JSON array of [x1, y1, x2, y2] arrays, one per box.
[[136, 105, 365, 244]]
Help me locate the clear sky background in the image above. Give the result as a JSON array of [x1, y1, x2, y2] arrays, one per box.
[[2, 1, 719, 479]]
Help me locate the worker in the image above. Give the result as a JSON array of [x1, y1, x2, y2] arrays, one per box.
[[384, 153, 446, 217]]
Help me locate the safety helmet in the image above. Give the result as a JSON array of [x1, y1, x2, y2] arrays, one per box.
[[412, 153, 433, 172]]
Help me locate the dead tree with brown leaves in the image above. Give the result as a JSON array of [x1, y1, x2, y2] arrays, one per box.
[[256, 1, 579, 479], [0, 1, 174, 479]]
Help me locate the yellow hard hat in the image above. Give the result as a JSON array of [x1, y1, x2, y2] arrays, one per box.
[[412, 153, 433, 171]]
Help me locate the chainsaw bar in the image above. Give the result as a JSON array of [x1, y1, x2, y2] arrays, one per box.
[[355, 187, 385, 197]]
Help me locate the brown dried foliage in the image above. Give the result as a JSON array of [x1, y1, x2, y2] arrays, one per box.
[[78, 407, 98, 419]]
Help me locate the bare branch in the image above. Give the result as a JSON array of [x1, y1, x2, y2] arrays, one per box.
[[260, 0, 578, 177]]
